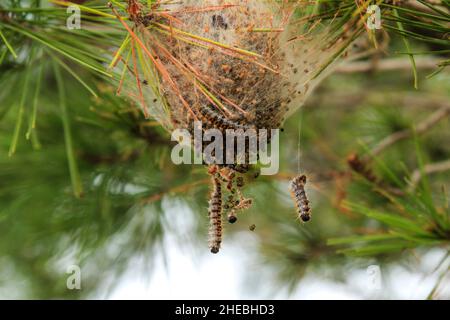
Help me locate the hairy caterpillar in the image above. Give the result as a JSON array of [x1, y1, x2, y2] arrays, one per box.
[[198, 105, 254, 132], [290, 175, 312, 222], [208, 176, 223, 254]]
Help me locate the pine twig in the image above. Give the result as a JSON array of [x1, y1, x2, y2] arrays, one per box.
[[347, 153, 405, 196], [404, 0, 450, 15], [335, 57, 443, 73], [409, 159, 450, 190], [141, 179, 210, 204], [366, 105, 450, 160]]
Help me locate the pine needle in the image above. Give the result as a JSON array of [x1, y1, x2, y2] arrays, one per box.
[[49, 0, 117, 20], [53, 63, 84, 198], [50, 51, 98, 98], [26, 62, 44, 140], [394, 8, 419, 90], [2, 23, 112, 77], [8, 61, 31, 157], [0, 28, 17, 59]]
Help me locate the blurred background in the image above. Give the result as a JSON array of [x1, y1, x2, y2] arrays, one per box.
[[0, 0, 449, 299]]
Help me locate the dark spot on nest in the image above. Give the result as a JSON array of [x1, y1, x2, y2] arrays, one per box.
[[212, 15, 228, 30], [141, 14, 154, 27]]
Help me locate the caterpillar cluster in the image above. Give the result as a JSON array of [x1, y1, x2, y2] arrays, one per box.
[[221, 169, 252, 225], [207, 170, 313, 253], [195, 105, 259, 174], [290, 175, 312, 222], [207, 165, 254, 253]]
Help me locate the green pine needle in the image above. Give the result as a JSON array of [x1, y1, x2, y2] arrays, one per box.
[[0, 28, 17, 59], [53, 62, 84, 198]]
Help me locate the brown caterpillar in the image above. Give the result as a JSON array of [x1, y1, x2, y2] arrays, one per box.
[[290, 175, 312, 222], [208, 176, 223, 254], [198, 105, 254, 132]]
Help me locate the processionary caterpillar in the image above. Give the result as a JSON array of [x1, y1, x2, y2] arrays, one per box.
[[208, 175, 223, 254], [290, 175, 312, 222]]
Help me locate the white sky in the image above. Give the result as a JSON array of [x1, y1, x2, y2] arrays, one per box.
[[107, 223, 449, 300]]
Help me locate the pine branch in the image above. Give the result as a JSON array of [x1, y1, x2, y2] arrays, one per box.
[[335, 56, 444, 73], [366, 105, 450, 160], [409, 159, 450, 190]]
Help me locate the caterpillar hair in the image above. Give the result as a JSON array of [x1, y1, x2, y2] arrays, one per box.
[[208, 176, 223, 254], [290, 175, 312, 222]]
